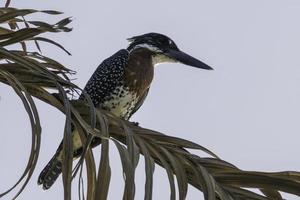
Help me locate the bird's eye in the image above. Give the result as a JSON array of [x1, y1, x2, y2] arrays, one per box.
[[167, 39, 178, 49], [157, 38, 167, 45]]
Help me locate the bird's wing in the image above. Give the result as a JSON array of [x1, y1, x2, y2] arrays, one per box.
[[128, 88, 150, 119], [80, 49, 129, 107]]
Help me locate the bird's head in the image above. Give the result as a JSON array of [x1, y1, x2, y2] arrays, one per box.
[[127, 32, 213, 70]]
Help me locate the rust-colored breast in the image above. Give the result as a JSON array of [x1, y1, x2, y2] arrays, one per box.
[[123, 48, 154, 96]]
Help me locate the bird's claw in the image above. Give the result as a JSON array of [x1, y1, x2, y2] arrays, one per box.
[[131, 121, 139, 126]]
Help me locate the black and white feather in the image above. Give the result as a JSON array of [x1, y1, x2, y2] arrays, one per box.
[[80, 49, 129, 107]]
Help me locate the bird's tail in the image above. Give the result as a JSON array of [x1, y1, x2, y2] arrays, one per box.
[[38, 129, 84, 190], [38, 133, 102, 190], [38, 141, 83, 190], [38, 142, 63, 190]]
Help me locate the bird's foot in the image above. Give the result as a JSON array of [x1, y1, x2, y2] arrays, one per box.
[[131, 121, 139, 126]]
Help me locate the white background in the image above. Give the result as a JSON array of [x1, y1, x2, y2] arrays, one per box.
[[0, 0, 300, 199]]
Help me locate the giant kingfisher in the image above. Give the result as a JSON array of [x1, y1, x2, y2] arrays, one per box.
[[38, 32, 213, 189]]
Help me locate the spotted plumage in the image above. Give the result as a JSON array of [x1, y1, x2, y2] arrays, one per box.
[[81, 49, 128, 108], [38, 32, 213, 190]]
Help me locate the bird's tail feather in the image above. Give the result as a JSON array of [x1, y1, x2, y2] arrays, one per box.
[[38, 137, 101, 190], [38, 143, 63, 190]]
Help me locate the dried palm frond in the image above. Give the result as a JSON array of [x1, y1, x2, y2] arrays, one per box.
[[0, 5, 300, 200]]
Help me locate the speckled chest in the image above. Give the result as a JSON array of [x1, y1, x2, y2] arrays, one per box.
[[101, 85, 138, 120], [82, 48, 154, 120]]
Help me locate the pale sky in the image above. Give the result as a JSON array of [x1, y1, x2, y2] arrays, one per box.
[[1, 0, 300, 199]]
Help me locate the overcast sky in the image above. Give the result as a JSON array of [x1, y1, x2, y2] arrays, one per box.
[[1, 0, 300, 199]]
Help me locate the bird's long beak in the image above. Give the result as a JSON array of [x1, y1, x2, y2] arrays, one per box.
[[165, 49, 213, 70]]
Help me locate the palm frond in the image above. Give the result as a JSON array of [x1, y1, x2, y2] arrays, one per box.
[[1, 5, 300, 200]]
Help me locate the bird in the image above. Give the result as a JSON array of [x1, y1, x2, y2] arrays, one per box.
[[37, 32, 213, 190]]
